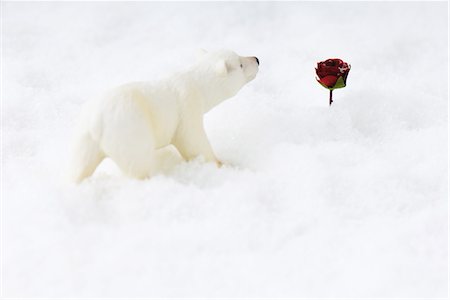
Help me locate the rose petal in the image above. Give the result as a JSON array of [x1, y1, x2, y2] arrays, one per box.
[[318, 75, 338, 88], [316, 59, 351, 81]]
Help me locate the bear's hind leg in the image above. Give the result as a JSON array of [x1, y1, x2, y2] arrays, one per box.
[[111, 147, 155, 180], [100, 100, 157, 180], [69, 133, 105, 183]]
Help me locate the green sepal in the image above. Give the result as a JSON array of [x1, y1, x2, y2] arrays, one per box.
[[331, 75, 346, 90]]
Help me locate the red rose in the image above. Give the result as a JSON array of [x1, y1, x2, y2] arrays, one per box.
[[315, 58, 351, 90], [315, 58, 351, 106]]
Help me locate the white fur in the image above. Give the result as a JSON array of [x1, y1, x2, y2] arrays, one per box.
[[69, 50, 259, 182]]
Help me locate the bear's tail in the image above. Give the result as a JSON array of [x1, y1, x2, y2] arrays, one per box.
[[68, 133, 104, 183]]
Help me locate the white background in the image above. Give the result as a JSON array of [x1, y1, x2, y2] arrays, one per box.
[[2, 1, 448, 298]]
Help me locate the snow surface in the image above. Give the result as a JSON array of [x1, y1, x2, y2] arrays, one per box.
[[2, 1, 448, 298]]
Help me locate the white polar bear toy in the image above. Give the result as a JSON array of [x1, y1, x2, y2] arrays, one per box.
[[69, 49, 259, 182]]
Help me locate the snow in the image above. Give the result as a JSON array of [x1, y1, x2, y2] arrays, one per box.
[[2, 1, 448, 298]]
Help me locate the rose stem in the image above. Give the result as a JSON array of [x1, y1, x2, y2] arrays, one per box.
[[329, 90, 333, 106]]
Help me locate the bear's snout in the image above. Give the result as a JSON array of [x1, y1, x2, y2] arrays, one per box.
[[254, 57, 259, 65]]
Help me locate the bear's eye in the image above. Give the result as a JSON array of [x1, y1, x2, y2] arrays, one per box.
[[240, 64, 243, 69]]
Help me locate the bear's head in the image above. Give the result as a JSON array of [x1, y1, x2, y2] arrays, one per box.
[[195, 49, 259, 110]]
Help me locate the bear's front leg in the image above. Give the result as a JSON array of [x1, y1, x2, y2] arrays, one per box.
[[172, 116, 222, 167]]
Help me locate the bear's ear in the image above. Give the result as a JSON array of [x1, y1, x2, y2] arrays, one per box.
[[196, 48, 208, 60], [214, 59, 228, 76]]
